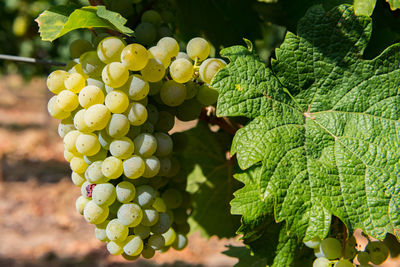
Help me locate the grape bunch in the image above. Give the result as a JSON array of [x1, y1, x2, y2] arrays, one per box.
[[304, 235, 389, 267], [46, 33, 226, 260]]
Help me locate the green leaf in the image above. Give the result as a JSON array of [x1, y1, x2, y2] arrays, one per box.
[[354, 0, 377, 16], [213, 3, 400, 263], [174, 122, 241, 238], [387, 0, 400, 10], [223, 245, 269, 267], [36, 5, 133, 41]]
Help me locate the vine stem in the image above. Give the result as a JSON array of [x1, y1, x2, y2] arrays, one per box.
[[0, 54, 66, 67], [199, 106, 241, 135]]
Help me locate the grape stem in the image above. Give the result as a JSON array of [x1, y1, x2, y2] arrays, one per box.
[[199, 106, 242, 135], [0, 54, 66, 67]]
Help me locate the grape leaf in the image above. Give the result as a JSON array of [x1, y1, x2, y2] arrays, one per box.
[[354, 0, 377, 16], [223, 245, 269, 267], [174, 122, 241, 238], [212, 2, 400, 262], [387, 0, 400, 10], [36, 5, 133, 41]]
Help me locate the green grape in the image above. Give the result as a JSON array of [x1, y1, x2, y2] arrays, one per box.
[[123, 155, 145, 179], [313, 257, 331, 267], [148, 81, 163, 96], [186, 37, 210, 61], [74, 110, 93, 133], [357, 251, 370, 265], [78, 85, 105, 109], [176, 98, 202, 121], [169, 58, 194, 83], [92, 183, 116, 206], [110, 137, 135, 159], [12, 15, 28, 36], [116, 181, 136, 203], [162, 228, 176, 246], [155, 111, 174, 132], [134, 225, 151, 239], [47, 70, 68, 94], [106, 114, 130, 139], [143, 156, 160, 178], [48, 95, 70, 120], [184, 81, 199, 100], [95, 220, 110, 242], [124, 75, 149, 101], [64, 72, 86, 93], [320, 237, 342, 260], [98, 130, 113, 150], [83, 200, 109, 224], [105, 90, 129, 113], [69, 39, 93, 59], [334, 259, 353, 267], [365, 241, 389, 265], [160, 80, 187, 106], [196, 85, 219, 106], [148, 234, 165, 250], [172, 234, 187, 250], [71, 171, 86, 186], [157, 37, 179, 58], [102, 62, 129, 88], [173, 208, 188, 224], [128, 102, 148, 126], [84, 104, 111, 131], [63, 131, 83, 152], [176, 52, 191, 62], [70, 157, 89, 174], [304, 237, 321, 249], [158, 25, 173, 39], [86, 161, 108, 184], [84, 148, 107, 164], [148, 46, 171, 68], [134, 133, 157, 157], [56, 90, 79, 112], [76, 195, 90, 215], [97, 36, 126, 64], [141, 246, 155, 259], [135, 22, 157, 46], [107, 240, 124, 255], [135, 185, 157, 207], [141, 122, 154, 134], [141, 10, 162, 26], [58, 117, 75, 138], [121, 43, 149, 71], [344, 236, 357, 259], [151, 212, 171, 234], [162, 188, 183, 209], [154, 132, 173, 157], [102, 156, 124, 179], [165, 157, 180, 177], [79, 51, 105, 78], [106, 218, 129, 242], [123, 235, 144, 256], [141, 208, 159, 226], [140, 58, 165, 82], [127, 126, 141, 140], [146, 104, 159, 124], [153, 197, 167, 212], [199, 58, 227, 84], [117, 203, 143, 227], [75, 133, 101, 156]]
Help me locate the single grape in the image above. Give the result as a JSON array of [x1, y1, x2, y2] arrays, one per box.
[[78, 85, 105, 109], [357, 251, 370, 265], [102, 62, 129, 88], [141, 122, 154, 134], [365, 241, 389, 265], [73, 109, 93, 133], [84, 104, 111, 131], [70, 156, 89, 174], [134, 185, 157, 208], [154, 132, 173, 157], [58, 117, 75, 138], [81, 181, 93, 199], [110, 137, 135, 159], [199, 58, 227, 84], [123, 75, 149, 101], [176, 98, 203, 121], [106, 218, 129, 242], [95, 219, 110, 242], [143, 156, 160, 178], [134, 133, 158, 157], [186, 37, 210, 61], [106, 113, 130, 139], [162, 188, 183, 209], [141, 245, 155, 259], [92, 183, 116, 206], [123, 235, 144, 256], [135, 22, 157, 46], [150, 212, 172, 234], [148, 45, 171, 68], [184, 81, 199, 99], [141, 10, 162, 26], [79, 51, 105, 78], [68, 63, 89, 79], [85, 161, 108, 184], [141, 208, 159, 226], [47, 70, 68, 94], [157, 37, 179, 58], [152, 197, 167, 212], [148, 81, 163, 96], [122, 253, 140, 261], [116, 181, 136, 203], [102, 156, 124, 179], [123, 155, 145, 179], [155, 111, 174, 132], [128, 102, 148, 126], [76, 196, 90, 215], [148, 234, 165, 250], [313, 257, 331, 267], [105, 90, 130, 113], [69, 39, 93, 59], [71, 171, 86, 186], [140, 58, 165, 82], [48, 95, 71, 120], [169, 58, 194, 83], [163, 227, 176, 246], [134, 225, 151, 239], [56, 90, 79, 112], [160, 80, 187, 107], [172, 234, 188, 250], [107, 240, 124, 255], [176, 52, 191, 62], [117, 203, 143, 227], [97, 36, 126, 64], [319, 237, 342, 260], [334, 259, 354, 267], [64, 72, 86, 93], [75, 133, 101, 156], [83, 200, 109, 224], [121, 43, 149, 71]]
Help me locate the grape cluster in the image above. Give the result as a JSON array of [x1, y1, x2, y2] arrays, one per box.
[[305, 236, 389, 267], [46, 33, 226, 260]]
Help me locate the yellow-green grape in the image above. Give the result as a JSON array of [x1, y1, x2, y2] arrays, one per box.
[[186, 37, 210, 61], [70, 156, 89, 174], [123, 235, 144, 256], [102, 156, 124, 179], [148, 81, 163, 96], [148, 46, 171, 68], [148, 234, 165, 250], [199, 58, 227, 84], [143, 156, 160, 178], [357, 252, 370, 265], [75, 133, 101, 156], [162, 228, 176, 246], [196, 85, 219, 106], [141, 246, 155, 259], [95, 220, 110, 242], [121, 43, 149, 71], [116, 181, 136, 203], [162, 188, 183, 209], [56, 90, 79, 112], [154, 132, 173, 157], [176, 52, 191, 62], [69, 39, 93, 59], [135, 22, 157, 46], [157, 37, 179, 58], [128, 102, 148, 126], [106, 114, 130, 138], [64, 72, 86, 93], [365, 241, 389, 265], [110, 137, 135, 159], [334, 259, 354, 267], [97, 36, 126, 64], [76, 195, 90, 215], [160, 80, 187, 107], [141, 10, 162, 26], [63, 130, 81, 153], [123, 155, 145, 179], [134, 225, 150, 239], [138, 96, 148, 106], [73, 109, 93, 133], [84, 148, 107, 164], [84, 104, 111, 131], [172, 234, 188, 250], [47, 70, 68, 94], [124, 75, 149, 101], [153, 197, 167, 212], [140, 58, 165, 82], [134, 133, 157, 157], [58, 117, 75, 138], [85, 161, 109, 184], [83, 200, 109, 224], [102, 62, 129, 88], [319, 237, 342, 260], [313, 257, 331, 267], [47, 96, 70, 119], [169, 58, 194, 84], [68, 63, 89, 79], [117, 203, 143, 227], [106, 218, 129, 242], [71, 171, 86, 186], [141, 208, 159, 226], [78, 85, 105, 108], [122, 253, 140, 261], [105, 90, 129, 114], [92, 183, 116, 206], [79, 51, 105, 78], [184, 81, 199, 100], [107, 240, 124, 255]]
